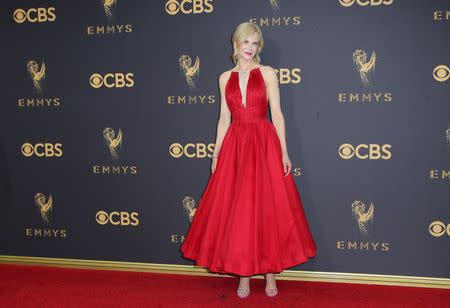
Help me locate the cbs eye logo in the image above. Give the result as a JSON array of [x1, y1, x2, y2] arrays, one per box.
[[433, 65, 449, 82], [429, 221, 450, 237], [89, 73, 135, 89], [339, 0, 393, 7], [13, 7, 56, 23], [21, 143, 63, 157], [96, 210, 139, 226], [169, 142, 215, 158], [338, 143, 392, 160], [165, 0, 213, 15]]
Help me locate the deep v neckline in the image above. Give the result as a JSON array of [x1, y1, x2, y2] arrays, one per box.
[[233, 67, 260, 109]]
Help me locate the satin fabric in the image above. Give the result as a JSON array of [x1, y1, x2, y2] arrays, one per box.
[[180, 67, 317, 276]]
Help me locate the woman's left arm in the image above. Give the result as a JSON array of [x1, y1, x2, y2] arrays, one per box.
[[265, 66, 292, 177]]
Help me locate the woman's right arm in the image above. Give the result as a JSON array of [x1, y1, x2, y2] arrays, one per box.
[[212, 72, 232, 158]]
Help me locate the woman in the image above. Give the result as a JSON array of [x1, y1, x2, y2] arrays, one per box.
[[180, 22, 317, 298]]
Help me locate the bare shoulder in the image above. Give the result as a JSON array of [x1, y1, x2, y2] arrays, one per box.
[[219, 69, 233, 86], [259, 65, 277, 84]]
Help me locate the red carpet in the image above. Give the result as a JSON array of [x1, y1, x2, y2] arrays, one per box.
[[0, 264, 448, 307]]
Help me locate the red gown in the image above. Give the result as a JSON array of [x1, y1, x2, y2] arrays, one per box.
[[180, 67, 317, 276]]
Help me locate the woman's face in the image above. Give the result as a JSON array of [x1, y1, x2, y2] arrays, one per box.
[[238, 32, 260, 62]]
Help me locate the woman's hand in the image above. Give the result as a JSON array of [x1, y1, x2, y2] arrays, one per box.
[[211, 157, 218, 174], [282, 153, 292, 177]]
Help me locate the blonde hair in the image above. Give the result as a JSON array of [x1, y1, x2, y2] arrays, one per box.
[[231, 22, 264, 65]]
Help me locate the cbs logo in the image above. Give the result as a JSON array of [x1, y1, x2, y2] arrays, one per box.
[[339, 0, 393, 7], [339, 143, 392, 160], [165, 0, 213, 15], [169, 142, 215, 158], [433, 65, 449, 82], [21, 143, 63, 157], [90, 73, 135, 89], [275, 68, 301, 84], [13, 7, 56, 23], [96, 210, 139, 226], [429, 221, 450, 237]]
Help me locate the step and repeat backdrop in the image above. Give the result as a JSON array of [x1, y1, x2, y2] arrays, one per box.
[[0, 0, 448, 279]]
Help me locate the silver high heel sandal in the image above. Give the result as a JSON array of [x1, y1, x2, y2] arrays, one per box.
[[264, 274, 278, 297], [265, 287, 278, 297], [237, 277, 251, 298], [236, 287, 250, 298]]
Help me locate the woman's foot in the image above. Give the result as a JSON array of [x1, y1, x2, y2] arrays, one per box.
[[264, 273, 278, 297], [236, 276, 251, 298]]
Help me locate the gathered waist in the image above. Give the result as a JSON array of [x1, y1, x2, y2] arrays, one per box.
[[232, 117, 269, 124]]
